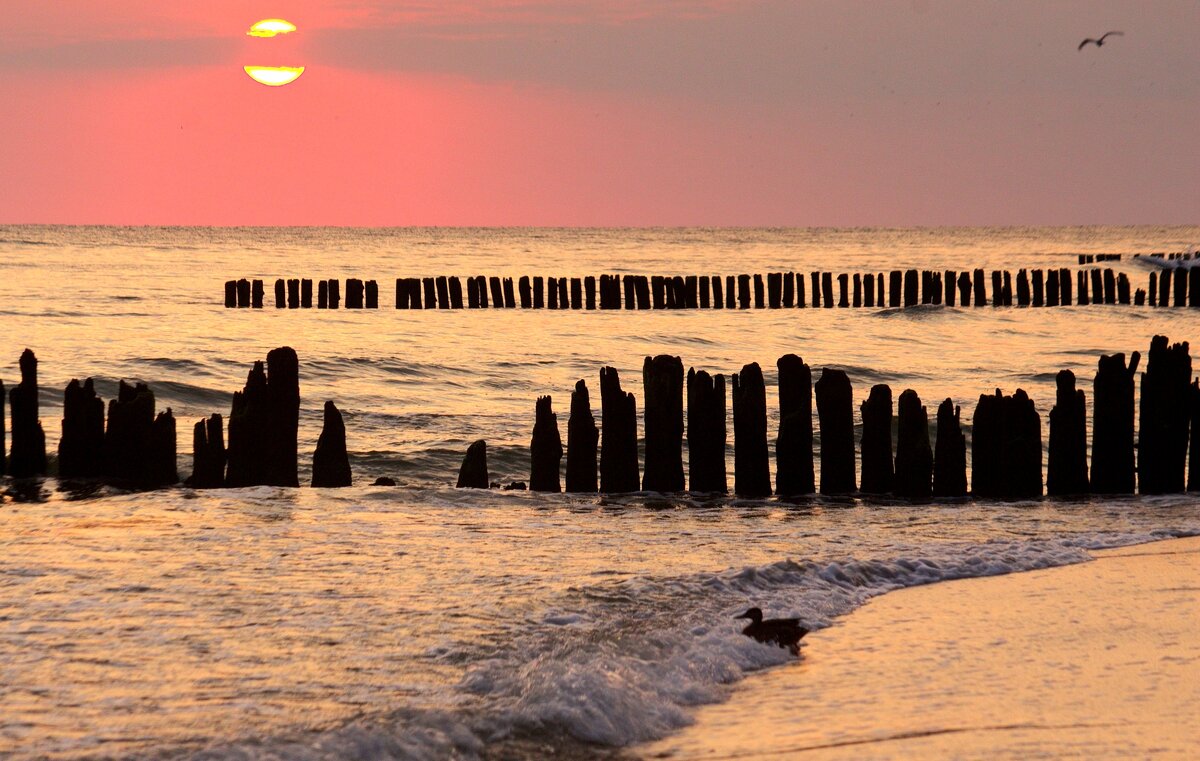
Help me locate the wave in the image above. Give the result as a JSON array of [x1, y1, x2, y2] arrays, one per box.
[[168, 528, 1196, 761]]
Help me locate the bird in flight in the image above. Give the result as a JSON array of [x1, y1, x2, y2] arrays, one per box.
[[1078, 31, 1123, 50]]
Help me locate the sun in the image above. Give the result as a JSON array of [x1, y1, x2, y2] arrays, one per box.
[[244, 18, 304, 87]]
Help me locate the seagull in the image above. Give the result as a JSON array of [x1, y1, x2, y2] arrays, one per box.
[[1078, 31, 1123, 50], [734, 607, 809, 656]]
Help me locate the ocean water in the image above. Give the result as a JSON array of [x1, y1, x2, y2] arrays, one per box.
[[0, 225, 1198, 759]]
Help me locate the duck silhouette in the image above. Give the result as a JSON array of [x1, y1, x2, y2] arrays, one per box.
[[735, 607, 809, 655]]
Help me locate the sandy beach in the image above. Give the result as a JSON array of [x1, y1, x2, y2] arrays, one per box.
[[642, 536, 1200, 760]]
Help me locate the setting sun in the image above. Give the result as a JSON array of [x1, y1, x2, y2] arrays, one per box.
[[243, 65, 305, 86]]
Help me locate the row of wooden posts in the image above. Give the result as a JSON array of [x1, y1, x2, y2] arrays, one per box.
[[224, 267, 1200, 311], [2, 337, 1197, 498], [457, 335, 1199, 498], [0, 347, 352, 489]]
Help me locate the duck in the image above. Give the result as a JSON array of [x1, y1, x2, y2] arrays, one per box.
[[735, 607, 809, 655]]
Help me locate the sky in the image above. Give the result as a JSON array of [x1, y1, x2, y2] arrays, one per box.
[[0, 1, 1196, 226]]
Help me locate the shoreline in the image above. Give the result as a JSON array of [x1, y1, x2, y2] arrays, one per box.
[[640, 535, 1200, 760]]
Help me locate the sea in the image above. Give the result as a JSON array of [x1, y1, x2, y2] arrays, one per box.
[[0, 225, 1198, 759]]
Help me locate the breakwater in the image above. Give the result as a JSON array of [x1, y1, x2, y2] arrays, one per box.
[[224, 267, 1200, 310]]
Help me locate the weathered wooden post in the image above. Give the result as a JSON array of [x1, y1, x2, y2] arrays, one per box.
[[566, 380, 598, 493], [366, 280, 380, 308], [1076, 270, 1089, 305], [973, 268, 987, 306], [990, 271, 1003, 307], [8, 349, 46, 478], [755, 273, 767, 308], [725, 275, 736, 308], [344, 279, 363, 308], [300, 279, 312, 308], [253, 279, 265, 308], [1117, 274, 1130, 304], [148, 409, 178, 488], [894, 389, 932, 500], [635, 276, 652, 310], [320, 280, 330, 309], [445, 278, 460, 309], [312, 401, 352, 487], [226, 280, 237, 308], [889, 271, 902, 307], [586, 276, 598, 309], [713, 276, 725, 308], [599, 367, 639, 493], [265, 347, 300, 487], [1047, 370, 1089, 495], [284, 278, 299, 309], [274, 279, 286, 308], [456, 440, 489, 488], [852, 273, 862, 307], [238, 278, 252, 308], [59, 378, 105, 479], [766, 272, 782, 308], [548, 277, 561, 309], [533, 276, 546, 308], [190, 414, 225, 489], [775, 354, 814, 497], [811, 272, 821, 308], [1091, 352, 1140, 494], [932, 399, 967, 497], [701, 275, 712, 308], [1016, 269, 1031, 306], [421, 278, 436, 308], [467, 276, 480, 308], [822, 272, 834, 309], [688, 369, 727, 494], [1091, 269, 1104, 307], [837, 273, 849, 307], [1059, 268, 1072, 305], [921, 270, 933, 304], [642, 355, 684, 492], [1134, 288, 1146, 306], [795, 273, 806, 307], [859, 384, 894, 494], [1103, 269, 1116, 304], [1002, 271, 1013, 306], [783, 273, 795, 308], [933, 271, 945, 304], [815, 368, 856, 494], [971, 389, 1041, 498], [530, 395, 563, 492], [1157, 270, 1170, 306], [957, 271, 971, 306], [503, 277, 517, 308], [570, 278, 583, 310], [1137, 336, 1191, 494], [1046, 269, 1060, 307], [863, 273, 875, 307], [732, 362, 771, 497], [1174, 268, 1188, 307], [103, 380, 154, 484]]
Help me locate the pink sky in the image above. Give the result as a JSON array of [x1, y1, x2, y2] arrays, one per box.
[[0, 1, 1196, 226]]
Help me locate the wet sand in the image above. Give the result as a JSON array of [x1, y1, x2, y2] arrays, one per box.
[[642, 536, 1200, 760]]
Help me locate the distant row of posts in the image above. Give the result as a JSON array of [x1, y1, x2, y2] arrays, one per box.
[[226, 268, 1200, 311]]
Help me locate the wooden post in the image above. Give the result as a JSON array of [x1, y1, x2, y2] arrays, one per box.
[[1137, 336, 1192, 494], [1091, 269, 1103, 307], [1046, 269, 1060, 307], [971, 389, 1041, 498], [815, 368, 856, 494], [226, 280, 237, 308], [1117, 274, 1130, 304], [489, 277, 505, 308], [652, 276, 667, 309], [795, 272, 806, 307], [1016, 269, 1031, 306], [456, 440, 489, 488], [1103, 269, 1116, 304], [957, 271, 971, 306], [1059, 268, 1071, 305], [894, 389, 932, 499], [273, 279, 285, 308], [585, 276, 597, 309], [189, 414, 225, 489], [921, 270, 933, 304], [889, 271, 902, 307], [1002, 271, 1013, 306], [837, 273, 849, 307], [811, 272, 821, 308], [103, 380, 156, 484], [852, 273, 862, 307], [1091, 352, 1140, 494], [859, 384, 894, 494], [238, 278, 252, 308], [782, 273, 794, 308], [932, 399, 967, 497], [687, 369, 727, 494], [767, 272, 782, 308], [570, 278, 583, 310], [321, 280, 330, 309], [328, 279, 341, 309], [1047, 370, 1089, 496], [566, 380, 598, 493], [1189, 380, 1200, 492], [712, 276, 725, 309], [534, 276, 546, 308], [445, 278, 460, 309], [599, 367, 639, 493], [973, 268, 987, 306], [642, 355, 685, 492], [903, 269, 918, 307], [990, 271, 1003, 307], [944, 270, 956, 307], [1076, 270, 1089, 305], [775, 354, 814, 496], [1190, 268, 1200, 307], [421, 278, 435, 309], [725, 275, 736, 308], [1157, 270, 1169, 306], [635, 276, 651, 310], [312, 401, 352, 487], [8, 349, 46, 478], [863, 273, 874, 307], [59, 378, 105, 479], [503, 277, 516, 307], [1174, 268, 1188, 306], [1135, 288, 1146, 306], [366, 280, 380, 308], [530, 395, 563, 492], [253, 279, 266, 308], [933, 271, 944, 305], [732, 362, 771, 497]]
